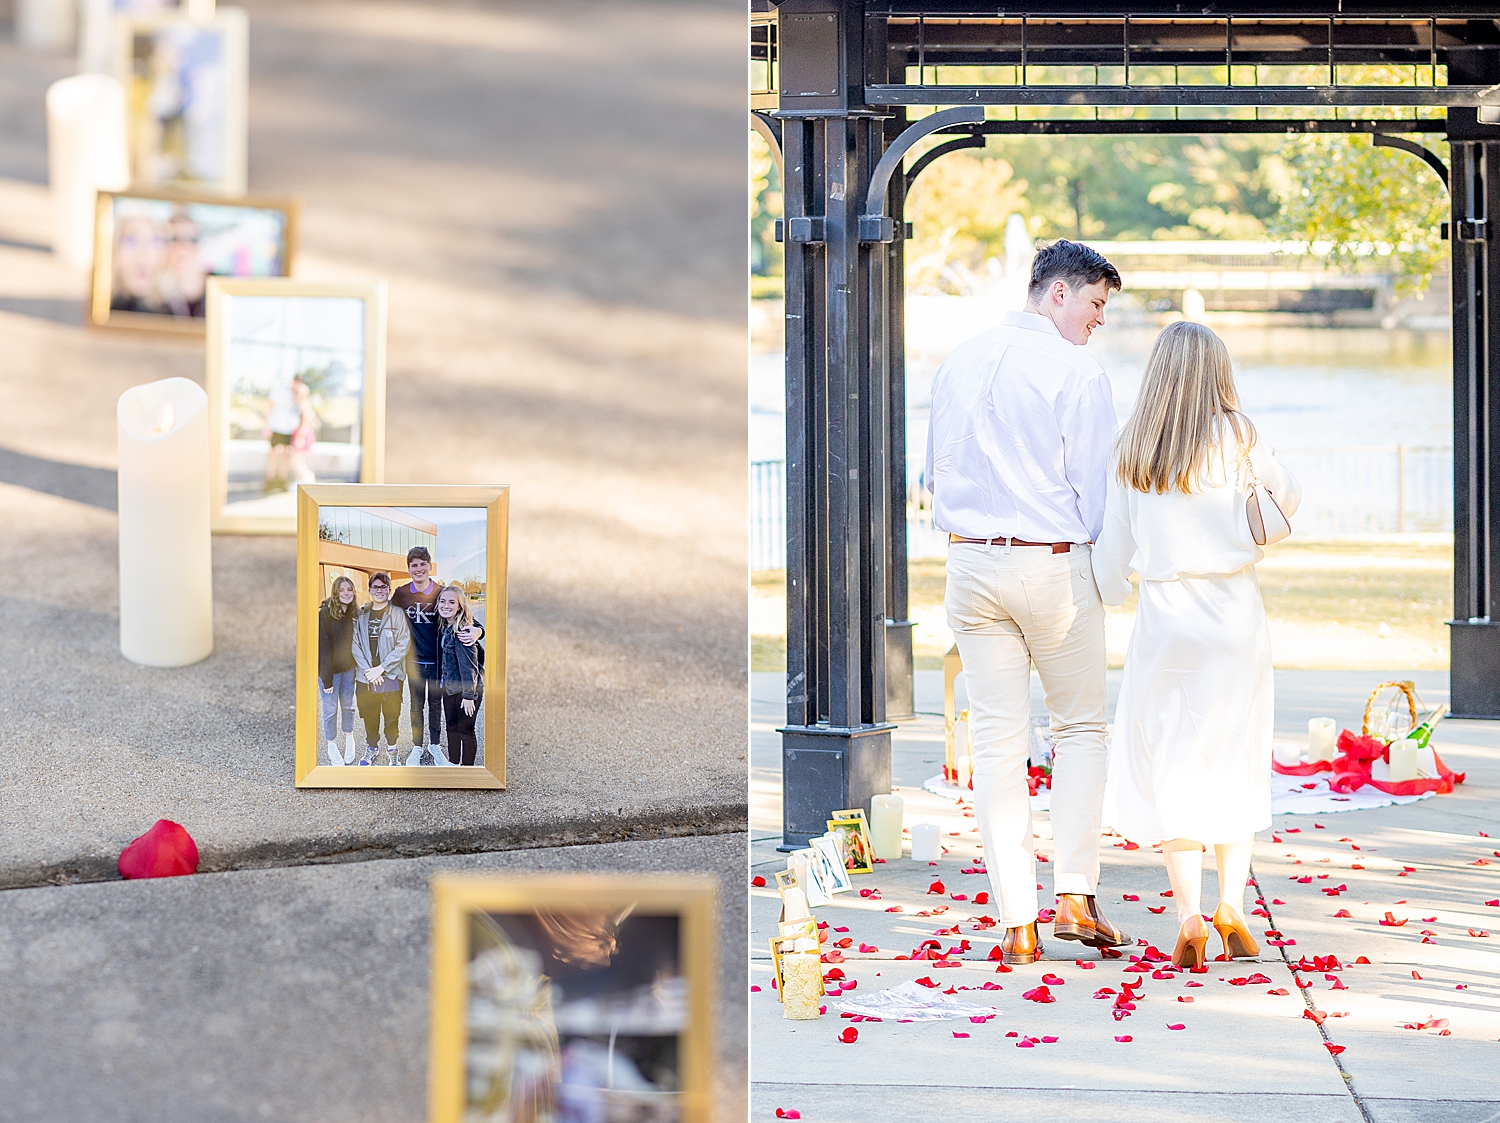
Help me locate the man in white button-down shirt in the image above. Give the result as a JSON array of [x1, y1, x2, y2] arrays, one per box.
[[925, 240, 1130, 964]]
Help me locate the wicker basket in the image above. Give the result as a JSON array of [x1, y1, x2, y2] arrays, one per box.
[[1360, 680, 1420, 742]]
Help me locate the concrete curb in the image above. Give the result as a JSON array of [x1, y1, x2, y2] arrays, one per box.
[[2, 803, 749, 891]]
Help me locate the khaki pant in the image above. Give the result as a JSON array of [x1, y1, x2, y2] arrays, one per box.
[[945, 542, 1108, 927]]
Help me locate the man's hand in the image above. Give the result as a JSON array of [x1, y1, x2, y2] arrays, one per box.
[[458, 624, 483, 647]]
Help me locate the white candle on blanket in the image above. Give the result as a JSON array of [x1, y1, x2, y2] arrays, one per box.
[[117, 378, 213, 666], [1307, 718, 1337, 762]]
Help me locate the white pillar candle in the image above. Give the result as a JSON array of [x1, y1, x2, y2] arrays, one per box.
[[46, 74, 130, 271], [1307, 717, 1338, 762], [910, 822, 941, 862], [953, 717, 971, 788], [1272, 741, 1303, 767], [17, 0, 76, 52], [75, 0, 115, 75], [1387, 740, 1420, 783], [869, 793, 904, 860], [118, 378, 214, 667]]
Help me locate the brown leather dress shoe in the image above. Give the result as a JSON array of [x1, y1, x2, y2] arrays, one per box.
[[1082, 895, 1133, 949], [1051, 894, 1132, 948], [1000, 920, 1043, 965]]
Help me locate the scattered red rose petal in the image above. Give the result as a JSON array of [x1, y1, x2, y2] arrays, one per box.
[[1267, 988, 1289, 995], [1122, 894, 1140, 901], [751, 876, 766, 887], [1355, 956, 1371, 964], [928, 880, 946, 895], [1334, 909, 1353, 918], [953, 1032, 970, 1038], [915, 976, 938, 988], [1470, 929, 1492, 938], [117, 819, 199, 880], [858, 943, 879, 953], [775, 1110, 801, 1120], [1041, 1035, 1059, 1043], [1148, 906, 1167, 914], [1184, 981, 1204, 987], [838, 1028, 858, 1043], [1022, 985, 1056, 1003], [951, 893, 968, 902], [1041, 973, 1065, 986], [1115, 1035, 1133, 1042], [974, 892, 990, 905], [1412, 970, 1423, 980]]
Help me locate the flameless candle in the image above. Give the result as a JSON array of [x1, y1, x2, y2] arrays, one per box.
[[1387, 739, 1419, 782], [869, 793, 904, 860], [953, 717, 972, 788], [17, 0, 76, 51], [911, 822, 941, 862], [1272, 742, 1303, 767], [45, 74, 128, 269], [1307, 717, 1337, 762], [118, 378, 213, 667]]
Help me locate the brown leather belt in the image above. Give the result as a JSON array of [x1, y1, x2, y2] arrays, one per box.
[[950, 534, 1073, 554]]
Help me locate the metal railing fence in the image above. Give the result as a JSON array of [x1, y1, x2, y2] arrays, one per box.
[[752, 445, 1452, 569]]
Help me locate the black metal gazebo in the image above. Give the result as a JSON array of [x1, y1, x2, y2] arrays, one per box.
[[753, 0, 1500, 848]]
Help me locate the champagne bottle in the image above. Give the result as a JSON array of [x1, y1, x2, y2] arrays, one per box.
[[1404, 704, 1448, 749]]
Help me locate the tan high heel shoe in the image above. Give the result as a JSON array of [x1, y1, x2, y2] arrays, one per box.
[[1213, 903, 1260, 959], [1172, 914, 1210, 969]]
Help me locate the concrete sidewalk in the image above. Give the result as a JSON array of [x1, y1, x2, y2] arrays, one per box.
[[0, 832, 748, 1123], [751, 671, 1500, 1122], [0, 0, 746, 889]]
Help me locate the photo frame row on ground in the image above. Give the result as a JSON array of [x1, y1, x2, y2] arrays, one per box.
[[427, 875, 715, 1123], [207, 278, 387, 534], [295, 485, 508, 790]]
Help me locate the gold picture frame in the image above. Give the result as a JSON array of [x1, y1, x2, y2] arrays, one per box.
[[114, 6, 249, 196], [428, 874, 715, 1123], [295, 484, 508, 789], [89, 188, 298, 334], [827, 808, 876, 875], [206, 278, 387, 535], [768, 916, 819, 1003]]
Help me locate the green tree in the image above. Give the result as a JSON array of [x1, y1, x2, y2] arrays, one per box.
[[751, 130, 783, 291], [1269, 134, 1448, 296], [905, 152, 1028, 294]]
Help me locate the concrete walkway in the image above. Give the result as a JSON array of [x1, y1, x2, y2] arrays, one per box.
[[752, 671, 1500, 1122]]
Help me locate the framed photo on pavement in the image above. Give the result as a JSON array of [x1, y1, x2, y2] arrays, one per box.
[[206, 278, 387, 535], [427, 874, 716, 1123], [294, 484, 508, 789]]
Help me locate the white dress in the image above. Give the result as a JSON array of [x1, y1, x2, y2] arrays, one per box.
[[1092, 431, 1302, 845]]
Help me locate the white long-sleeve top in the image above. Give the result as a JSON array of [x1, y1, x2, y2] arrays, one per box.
[[924, 311, 1117, 543], [1091, 430, 1302, 606]]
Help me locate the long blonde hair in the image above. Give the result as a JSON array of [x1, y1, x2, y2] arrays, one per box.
[[1115, 321, 1256, 494], [322, 575, 357, 620], [436, 582, 474, 631]]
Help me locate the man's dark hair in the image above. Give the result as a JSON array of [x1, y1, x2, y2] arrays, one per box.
[[1028, 239, 1122, 302], [407, 545, 431, 564], [368, 571, 391, 590]]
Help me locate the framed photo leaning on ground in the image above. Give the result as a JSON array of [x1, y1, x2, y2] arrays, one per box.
[[114, 5, 249, 195], [295, 485, 508, 790], [427, 875, 715, 1123], [207, 279, 386, 534], [90, 188, 297, 333]]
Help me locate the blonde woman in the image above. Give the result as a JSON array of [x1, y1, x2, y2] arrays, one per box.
[[1092, 321, 1301, 969], [435, 583, 484, 766]]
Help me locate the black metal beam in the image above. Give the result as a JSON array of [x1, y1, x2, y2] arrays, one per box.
[[868, 84, 1499, 106], [1373, 132, 1450, 187], [935, 117, 1446, 134]]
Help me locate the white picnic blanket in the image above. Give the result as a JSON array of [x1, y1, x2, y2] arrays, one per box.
[[834, 980, 1002, 1023], [924, 773, 1051, 811]]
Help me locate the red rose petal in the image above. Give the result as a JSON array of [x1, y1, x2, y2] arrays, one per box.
[[928, 880, 946, 895], [1041, 973, 1065, 986], [1122, 894, 1140, 901], [1148, 906, 1167, 913], [839, 1027, 858, 1043], [1325, 1043, 1346, 1055], [751, 985, 761, 992], [117, 819, 199, 880], [775, 1111, 801, 1120], [953, 1032, 970, 1038], [1167, 1023, 1186, 1030], [974, 892, 990, 905], [1267, 988, 1289, 995], [1115, 1035, 1133, 1042], [751, 875, 766, 887]]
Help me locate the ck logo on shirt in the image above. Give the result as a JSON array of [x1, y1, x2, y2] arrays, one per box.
[[406, 602, 433, 625]]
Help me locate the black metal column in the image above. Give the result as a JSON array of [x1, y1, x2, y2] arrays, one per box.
[[1448, 112, 1500, 717], [883, 115, 917, 721], [777, 1, 893, 848]]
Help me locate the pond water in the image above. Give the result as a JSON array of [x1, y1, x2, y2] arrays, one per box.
[[750, 300, 1453, 466]]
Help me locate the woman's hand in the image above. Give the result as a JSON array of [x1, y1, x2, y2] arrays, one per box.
[[365, 666, 384, 685], [462, 699, 476, 717]]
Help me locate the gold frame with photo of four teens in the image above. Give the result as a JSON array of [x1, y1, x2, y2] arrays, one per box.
[[206, 277, 388, 535], [295, 484, 509, 789]]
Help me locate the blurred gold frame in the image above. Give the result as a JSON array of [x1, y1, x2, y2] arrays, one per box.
[[427, 874, 716, 1123], [89, 187, 299, 334], [294, 484, 508, 789], [206, 278, 387, 535]]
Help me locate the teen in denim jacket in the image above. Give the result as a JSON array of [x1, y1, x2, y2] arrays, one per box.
[[435, 583, 483, 765]]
